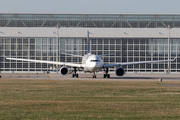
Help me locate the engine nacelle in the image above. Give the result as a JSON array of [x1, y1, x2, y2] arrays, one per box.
[[115, 67, 125, 76], [60, 66, 69, 75]]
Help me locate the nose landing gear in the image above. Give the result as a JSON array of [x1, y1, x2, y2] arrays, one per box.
[[92, 72, 96, 78]]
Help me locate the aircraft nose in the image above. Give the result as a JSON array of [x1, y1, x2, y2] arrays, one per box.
[[90, 63, 96, 68], [92, 62, 97, 67], [92, 62, 100, 70], [88, 62, 98, 72], [93, 62, 100, 67]]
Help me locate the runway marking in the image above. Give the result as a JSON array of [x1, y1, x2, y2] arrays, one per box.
[[86, 75, 92, 78]]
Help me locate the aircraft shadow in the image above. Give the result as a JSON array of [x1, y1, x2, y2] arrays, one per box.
[[109, 77, 180, 80], [109, 77, 156, 79], [79, 76, 156, 79]]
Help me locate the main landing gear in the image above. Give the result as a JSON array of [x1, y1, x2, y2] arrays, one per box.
[[103, 68, 110, 78], [72, 67, 79, 78]]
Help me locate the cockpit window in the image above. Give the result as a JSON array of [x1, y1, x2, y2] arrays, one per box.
[[90, 60, 99, 62]]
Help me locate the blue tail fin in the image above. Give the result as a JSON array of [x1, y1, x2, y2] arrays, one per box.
[[87, 31, 90, 54]]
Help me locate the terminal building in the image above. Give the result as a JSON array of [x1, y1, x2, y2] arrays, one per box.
[[0, 13, 180, 73]]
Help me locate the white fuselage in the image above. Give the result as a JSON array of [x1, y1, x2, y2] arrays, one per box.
[[82, 54, 103, 72]]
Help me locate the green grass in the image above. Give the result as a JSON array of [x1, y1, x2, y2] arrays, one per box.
[[0, 79, 180, 120]]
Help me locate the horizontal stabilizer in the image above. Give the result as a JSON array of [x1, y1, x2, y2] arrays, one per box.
[[61, 53, 83, 58], [99, 53, 114, 57]]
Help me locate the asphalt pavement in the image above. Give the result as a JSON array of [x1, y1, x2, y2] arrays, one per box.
[[1, 73, 180, 81]]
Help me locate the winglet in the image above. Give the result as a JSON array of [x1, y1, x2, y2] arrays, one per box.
[[173, 57, 177, 61], [3, 54, 6, 58]]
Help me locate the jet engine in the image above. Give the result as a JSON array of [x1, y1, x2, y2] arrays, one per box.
[[60, 66, 69, 75], [115, 67, 125, 76]]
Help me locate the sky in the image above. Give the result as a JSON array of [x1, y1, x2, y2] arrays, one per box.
[[0, 0, 180, 13]]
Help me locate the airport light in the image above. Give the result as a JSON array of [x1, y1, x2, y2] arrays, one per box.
[[18, 31, 22, 34], [159, 32, 164, 35], [0, 31, 4, 34]]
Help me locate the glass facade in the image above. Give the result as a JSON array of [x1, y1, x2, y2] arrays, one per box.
[[0, 37, 180, 73], [0, 13, 180, 28]]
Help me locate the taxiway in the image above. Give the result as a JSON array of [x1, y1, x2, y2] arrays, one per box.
[[1, 73, 180, 81]]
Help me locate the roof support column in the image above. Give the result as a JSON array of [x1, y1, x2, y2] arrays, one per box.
[[56, 24, 59, 74], [167, 25, 171, 74]]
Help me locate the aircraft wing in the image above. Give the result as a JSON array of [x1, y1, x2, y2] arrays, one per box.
[[103, 57, 177, 68], [4, 56, 84, 68]]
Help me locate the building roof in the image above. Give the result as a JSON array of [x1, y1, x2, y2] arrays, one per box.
[[0, 13, 180, 28]]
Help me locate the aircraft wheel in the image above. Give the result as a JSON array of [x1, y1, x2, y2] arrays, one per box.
[[72, 74, 74, 78], [76, 74, 79, 78], [107, 74, 110, 78], [103, 74, 106, 78]]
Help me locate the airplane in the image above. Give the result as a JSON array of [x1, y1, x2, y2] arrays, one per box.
[[3, 31, 176, 78]]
